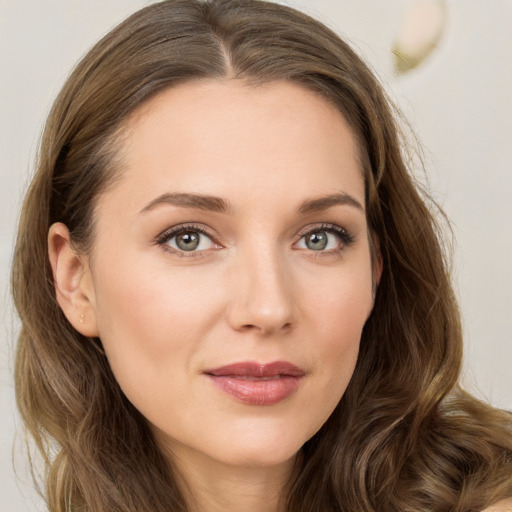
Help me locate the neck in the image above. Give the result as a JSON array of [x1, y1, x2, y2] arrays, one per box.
[[167, 444, 298, 512]]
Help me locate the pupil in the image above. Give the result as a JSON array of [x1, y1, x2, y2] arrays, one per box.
[[306, 232, 327, 250], [177, 231, 200, 251]]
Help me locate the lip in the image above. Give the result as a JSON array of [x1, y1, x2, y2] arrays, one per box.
[[204, 361, 305, 405]]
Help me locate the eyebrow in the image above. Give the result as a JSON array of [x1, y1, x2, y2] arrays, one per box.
[[297, 193, 364, 214], [139, 192, 231, 214], [139, 191, 364, 215]]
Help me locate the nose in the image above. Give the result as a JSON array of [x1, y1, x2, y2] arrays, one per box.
[[226, 246, 296, 336]]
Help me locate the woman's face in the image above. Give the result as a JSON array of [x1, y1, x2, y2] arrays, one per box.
[[83, 80, 376, 470]]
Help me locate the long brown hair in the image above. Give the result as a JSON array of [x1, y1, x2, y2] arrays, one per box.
[[12, 1, 512, 510]]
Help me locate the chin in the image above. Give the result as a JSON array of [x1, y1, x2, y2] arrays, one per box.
[[154, 416, 310, 470], [220, 437, 302, 468], [199, 415, 320, 469]]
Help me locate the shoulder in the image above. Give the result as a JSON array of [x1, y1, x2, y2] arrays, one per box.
[[481, 498, 512, 511]]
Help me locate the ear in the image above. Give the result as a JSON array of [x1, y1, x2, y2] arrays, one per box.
[[48, 222, 99, 337]]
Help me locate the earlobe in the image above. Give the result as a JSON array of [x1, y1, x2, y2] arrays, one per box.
[[48, 222, 99, 337]]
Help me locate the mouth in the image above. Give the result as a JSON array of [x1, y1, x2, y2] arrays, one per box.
[[204, 361, 305, 406]]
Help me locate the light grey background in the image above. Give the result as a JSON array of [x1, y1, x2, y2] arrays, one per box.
[[1, 1, 510, 510]]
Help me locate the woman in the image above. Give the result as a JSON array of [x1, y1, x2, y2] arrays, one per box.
[[11, 0, 512, 511]]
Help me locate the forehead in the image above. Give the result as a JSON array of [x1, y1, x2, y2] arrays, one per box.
[[98, 79, 365, 215]]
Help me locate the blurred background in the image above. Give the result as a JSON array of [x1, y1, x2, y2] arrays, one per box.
[[1, 0, 511, 509]]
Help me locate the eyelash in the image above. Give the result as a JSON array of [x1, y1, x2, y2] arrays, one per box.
[[155, 222, 355, 258], [297, 223, 355, 254], [156, 223, 217, 258]]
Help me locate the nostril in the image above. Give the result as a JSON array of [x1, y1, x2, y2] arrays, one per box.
[[225, 261, 296, 334]]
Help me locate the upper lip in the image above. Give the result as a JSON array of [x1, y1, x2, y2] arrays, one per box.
[[204, 361, 305, 378]]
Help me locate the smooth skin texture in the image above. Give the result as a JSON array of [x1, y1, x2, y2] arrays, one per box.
[[49, 80, 380, 512], [484, 499, 512, 512]]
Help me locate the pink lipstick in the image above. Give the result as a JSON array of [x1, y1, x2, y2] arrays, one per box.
[[204, 361, 305, 405]]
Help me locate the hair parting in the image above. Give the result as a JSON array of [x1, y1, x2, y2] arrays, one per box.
[[12, 1, 512, 511]]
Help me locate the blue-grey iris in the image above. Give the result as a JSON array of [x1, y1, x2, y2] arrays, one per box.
[[305, 232, 328, 251], [176, 231, 200, 251]]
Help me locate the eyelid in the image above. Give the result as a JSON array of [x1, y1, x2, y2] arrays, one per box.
[[294, 223, 354, 251], [155, 223, 222, 257], [296, 222, 347, 237], [154, 221, 354, 257], [156, 223, 214, 244]]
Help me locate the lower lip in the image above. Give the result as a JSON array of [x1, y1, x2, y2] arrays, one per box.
[[207, 375, 303, 405]]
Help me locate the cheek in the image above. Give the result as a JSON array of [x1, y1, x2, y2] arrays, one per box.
[[95, 251, 217, 337], [303, 259, 373, 343], [91, 255, 222, 399], [296, 263, 373, 425], [315, 309, 364, 400]]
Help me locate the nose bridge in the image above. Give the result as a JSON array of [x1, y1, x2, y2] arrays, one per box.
[[227, 239, 295, 335]]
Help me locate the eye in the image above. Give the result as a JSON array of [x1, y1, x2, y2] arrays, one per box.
[[295, 225, 353, 252], [171, 230, 212, 251], [156, 224, 218, 255], [299, 230, 337, 251]]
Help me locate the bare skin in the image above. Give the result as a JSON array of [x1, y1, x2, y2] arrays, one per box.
[[49, 80, 380, 511], [482, 498, 512, 512]]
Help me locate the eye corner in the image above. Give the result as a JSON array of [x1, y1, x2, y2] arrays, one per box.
[[294, 223, 355, 254], [155, 222, 223, 259]]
